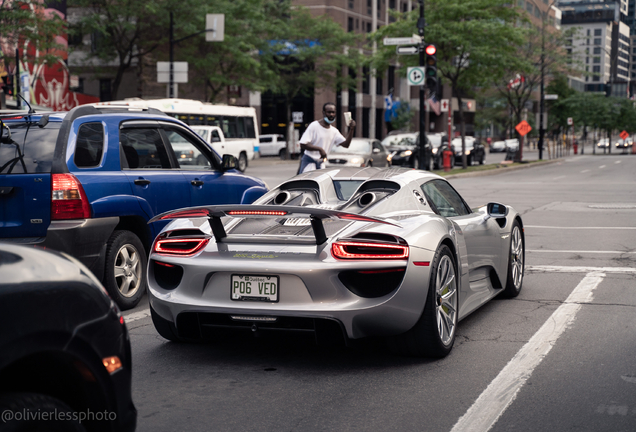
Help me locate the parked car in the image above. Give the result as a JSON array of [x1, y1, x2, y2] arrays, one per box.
[[326, 138, 389, 167], [430, 135, 455, 170], [0, 243, 136, 431], [147, 167, 524, 358], [0, 105, 268, 310], [505, 138, 520, 151], [382, 132, 433, 171], [489, 140, 507, 153], [597, 138, 609, 149], [615, 137, 632, 150], [190, 125, 252, 172], [259, 134, 291, 159], [451, 136, 486, 165]]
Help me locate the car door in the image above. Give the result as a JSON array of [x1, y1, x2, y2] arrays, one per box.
[[259, 136, 273, 156], [161, 125, 247, 206], [421, 179, 502, 313], [371, 140, 389, 167], [119, 123, 190, 220]]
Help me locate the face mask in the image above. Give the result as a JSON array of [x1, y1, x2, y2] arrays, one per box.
[[324, 117, 335, 124]]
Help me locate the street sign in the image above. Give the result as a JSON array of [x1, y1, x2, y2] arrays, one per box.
[[396, 45, 418, 55], [292, 111, 303, 123], [407, 67, 425, 86], [544, 94, 558, 100], [567, 117, 573, 126], [515, 120, 532, 137], [620, 130, 629, 140], [157, 62, 188, 83], [383, 35, 421, 46], [206, 14, 225, 41], [441, 99, 449, 112]]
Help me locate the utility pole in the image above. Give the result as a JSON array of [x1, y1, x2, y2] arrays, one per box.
[[417, 0, 428, 170], [169, 12, 175, 98]]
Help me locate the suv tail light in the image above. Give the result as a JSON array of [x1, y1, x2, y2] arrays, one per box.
[[332, 241, 409, 260], [51, 174, 91, 220]]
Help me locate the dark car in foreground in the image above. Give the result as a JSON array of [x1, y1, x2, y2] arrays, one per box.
[[0, 243, 136, 432], [146, 167, 524, 358], [0, 106, 267, 310]]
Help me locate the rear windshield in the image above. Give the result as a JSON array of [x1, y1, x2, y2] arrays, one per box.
[[0, 121, 61, 174]]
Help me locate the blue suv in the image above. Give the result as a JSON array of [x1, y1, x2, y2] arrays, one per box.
[[0, 105, 268, 310]]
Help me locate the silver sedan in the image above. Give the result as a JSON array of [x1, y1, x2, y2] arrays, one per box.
[[147, 168, 525, 358], [325, 138, 389, 167]]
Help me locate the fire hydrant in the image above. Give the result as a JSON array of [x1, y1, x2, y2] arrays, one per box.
[[443, 149, 453, 172], [573, 143, 578, 154]]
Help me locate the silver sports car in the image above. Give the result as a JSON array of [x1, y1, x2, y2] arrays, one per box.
[[147, 167, 525, 357]]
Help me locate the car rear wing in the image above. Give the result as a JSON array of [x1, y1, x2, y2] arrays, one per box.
[[149, 205, 399, 245]]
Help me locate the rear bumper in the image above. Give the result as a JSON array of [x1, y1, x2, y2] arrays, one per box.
[[42, 217, 119, 278]]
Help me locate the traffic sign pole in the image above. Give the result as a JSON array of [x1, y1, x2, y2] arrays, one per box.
[[418, 0, 428, 171]]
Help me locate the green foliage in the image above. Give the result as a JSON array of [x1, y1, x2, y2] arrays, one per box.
[[0, 1, 66, 65]]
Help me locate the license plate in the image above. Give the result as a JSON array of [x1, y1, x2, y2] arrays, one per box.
[[231, 274, 279, 302]]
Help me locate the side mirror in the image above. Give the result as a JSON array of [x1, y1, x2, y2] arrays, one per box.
[[222, 154, 237, 171], [487, 202, 508, 218]]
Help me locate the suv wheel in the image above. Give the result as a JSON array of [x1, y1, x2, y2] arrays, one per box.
[[104, 230, 147, 310]]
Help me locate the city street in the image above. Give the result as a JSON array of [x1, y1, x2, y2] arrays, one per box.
[[124, 152, 636, 432]]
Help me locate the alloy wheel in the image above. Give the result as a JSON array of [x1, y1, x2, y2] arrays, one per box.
[[510, 225, 524, 290], [114, 244, 142, 298], [435, 255, 457, 346]]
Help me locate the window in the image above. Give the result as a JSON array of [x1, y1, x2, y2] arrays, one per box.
[[244, 117, 256, 138], [594, 38, 601, 45], [592, 75, 600, 82], [587, 29, 591, 36], [389, 0, 395, 8], [593, 57, 600, 64], [518, 0, 525, 8], [74, 123, 104, 168], [585, 57, 589, 64], [592, 66, 600, 73], [593, 47, 601, 54], [362, 66, 370, 94], [348, 17, 354, 32], [376, 76, 383, 95], [367, 0, 372, 15], [421, 180, 470, 217], [164, 130, 210, 169], [99, 79, 112, 102], [349, 0, 354, 9], [120, 128, 171, 169], [526, 3, 533, 13], [367, 22, 372, 33], [594, 29, 602, 36]]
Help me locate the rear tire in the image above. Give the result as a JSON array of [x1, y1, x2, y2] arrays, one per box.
[[500, 220, 525, 298], [388, 245, 458, 357], [279, 148, 287, 160], [237, 152, 248, 172], [103, 230, 146, 311], [412, 156, 419, 169], [0, 392, 86, 432]]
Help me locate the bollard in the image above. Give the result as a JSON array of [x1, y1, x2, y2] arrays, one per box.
[[443, 150, 453, 172]]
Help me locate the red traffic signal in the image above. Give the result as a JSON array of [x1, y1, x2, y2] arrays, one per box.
[[425, 45, 436, 56]]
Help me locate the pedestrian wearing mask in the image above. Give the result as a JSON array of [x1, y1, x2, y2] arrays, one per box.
[[298, 103, 356, 174]]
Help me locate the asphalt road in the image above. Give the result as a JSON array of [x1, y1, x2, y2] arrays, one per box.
[[124, 152, 636, 432]]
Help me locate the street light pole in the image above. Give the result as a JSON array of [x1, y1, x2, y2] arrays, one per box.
[[169, 12, 174, 98], [418, 0, 428, 169]]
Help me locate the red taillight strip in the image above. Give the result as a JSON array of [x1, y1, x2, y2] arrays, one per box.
[[155, 261, 177, 268], [332, 241, 409, 260], [154, 238, 210, 256], [413, 261, 430, 266], [226, 210, 288, 216], [160, 209, 210, 219]]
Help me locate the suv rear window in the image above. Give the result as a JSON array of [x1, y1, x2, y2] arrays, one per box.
[[0, 121, 61, 174]]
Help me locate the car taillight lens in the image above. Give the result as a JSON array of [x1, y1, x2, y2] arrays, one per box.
[[153, 237, 210, 256], [51, 174, 91, 220], [331, 241, 409, 260]]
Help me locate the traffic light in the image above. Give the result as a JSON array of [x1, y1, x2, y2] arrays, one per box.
[[425, 44, 438, 96], [605, 82, 612, 97], [1, 75, 12, 96]]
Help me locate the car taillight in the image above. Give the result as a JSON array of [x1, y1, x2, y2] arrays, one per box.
[[51, 174, 91, 220], [332, 241, 409, 260], [153, 237, 210, 256]]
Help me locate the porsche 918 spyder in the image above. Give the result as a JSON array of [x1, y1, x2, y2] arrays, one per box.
[[147, 167, 525, 358]]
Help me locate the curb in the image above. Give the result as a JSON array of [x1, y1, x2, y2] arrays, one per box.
[[443, 159, 562, 179]]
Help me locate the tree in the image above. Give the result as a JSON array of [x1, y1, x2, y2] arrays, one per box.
[[1, 1, 65, 80], [259, 4, 361, 157], [68, 0, 175, 99], [372, 0, 525, 168]]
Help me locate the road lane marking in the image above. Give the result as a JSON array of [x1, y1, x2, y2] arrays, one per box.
[[581, 169, 590, 173], [528, 265, 636, 274], [599, 165, 606, 169], [123, 309, 151, 323], [450, 272, 605, 432], [553, 175, 565, 180], [528, 249, 636, 254], [615, 160, 622, 164], [525, 226, 636, 230]]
